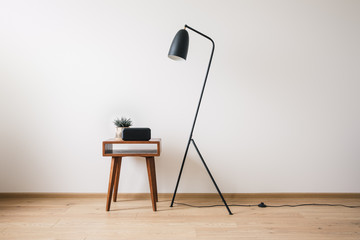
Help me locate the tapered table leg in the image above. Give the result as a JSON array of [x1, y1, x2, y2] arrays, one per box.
[[113, 157, 122, 202], [146, 157, 157, 211], [106, 157, 118, 211], [151, 158, 158, 202]]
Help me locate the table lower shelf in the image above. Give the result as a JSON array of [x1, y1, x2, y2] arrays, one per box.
[[104, 149, 159, 156], [103, 139, 161, 157]]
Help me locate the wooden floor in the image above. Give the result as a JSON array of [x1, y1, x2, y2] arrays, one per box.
[[0, 194, 360, 240]]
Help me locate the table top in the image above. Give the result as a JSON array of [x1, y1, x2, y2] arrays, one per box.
[[103, 138, 161, 144]]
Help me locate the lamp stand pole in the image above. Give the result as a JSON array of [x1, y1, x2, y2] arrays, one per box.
[[170, 25, 233, 215]]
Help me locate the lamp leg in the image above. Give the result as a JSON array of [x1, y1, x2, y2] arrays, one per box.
[[170, 138, 192, 207], [191, 139, 233, 215]]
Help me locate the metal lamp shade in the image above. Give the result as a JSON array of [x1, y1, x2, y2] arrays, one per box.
[[168, 29, 189, 61]]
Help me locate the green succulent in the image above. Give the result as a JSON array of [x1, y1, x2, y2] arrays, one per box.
[[113, 117, 132, 127]]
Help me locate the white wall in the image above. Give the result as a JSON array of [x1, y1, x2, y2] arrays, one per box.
[[0, 0, 359, 193]]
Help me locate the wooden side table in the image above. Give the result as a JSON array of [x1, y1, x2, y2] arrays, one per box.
[[102, 138, 161, 211]]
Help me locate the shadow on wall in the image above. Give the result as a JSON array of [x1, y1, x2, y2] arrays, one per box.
[[156, 141, 224, 193], [0, 132, 50, 192]]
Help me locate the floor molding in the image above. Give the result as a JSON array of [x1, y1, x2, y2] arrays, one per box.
[[0, 192, 359, 199]]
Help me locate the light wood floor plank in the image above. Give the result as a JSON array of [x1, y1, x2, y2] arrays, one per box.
[[0, 195, 359, 240]]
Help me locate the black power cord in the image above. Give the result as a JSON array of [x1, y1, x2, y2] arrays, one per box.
[[174, 202, 257, 208], [174, 201, 360, 209], [256, 202, 360, 208]]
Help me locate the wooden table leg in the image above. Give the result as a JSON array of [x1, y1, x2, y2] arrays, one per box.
[[113, 157, 122, 202], [106, 157, 118, 211], [151, 158, 158, 202], [146, 157, 157, 211]]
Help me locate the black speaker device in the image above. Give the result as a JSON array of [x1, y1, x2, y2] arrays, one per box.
[[122, 128, 151, 141]]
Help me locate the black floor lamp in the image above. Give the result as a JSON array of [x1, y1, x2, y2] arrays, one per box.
[[168, 24, 233, 215]]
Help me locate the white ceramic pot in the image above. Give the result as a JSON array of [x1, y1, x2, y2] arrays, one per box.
[[115, 127, 125, 139]]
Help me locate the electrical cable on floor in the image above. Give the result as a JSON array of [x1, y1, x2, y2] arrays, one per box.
[[173, 202, 360, 208]]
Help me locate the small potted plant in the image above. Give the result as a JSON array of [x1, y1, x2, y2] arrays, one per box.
[[114, 117, 132, 139]]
